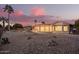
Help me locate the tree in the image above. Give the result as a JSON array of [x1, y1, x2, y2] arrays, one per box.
[[0, 24, 2, 28], [13, 23, 23, 29], [75, 19, 79, 30], [3, 4, 14, 31], [5, 25, 13, 30], [34, 19, 37, 25], [0, 17, 8, 31], [41, 21, 45, 24]]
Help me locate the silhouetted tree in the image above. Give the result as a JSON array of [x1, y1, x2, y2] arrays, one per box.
[[13, 23, 23, 30], [5, 25, 13, 30], [41, 21, 45, 24], [0, 17, 8, 31], [69, 24, 74, 34], [34, 19, 37, 25], [0, 24, 2, 28], [75, 19, 79, 30], [3, 4, 14, 31]]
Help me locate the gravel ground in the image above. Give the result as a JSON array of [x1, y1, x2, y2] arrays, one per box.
[[0, 31, 79, 54]]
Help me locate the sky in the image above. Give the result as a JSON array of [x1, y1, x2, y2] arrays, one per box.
[[0, 4, 79, 26]]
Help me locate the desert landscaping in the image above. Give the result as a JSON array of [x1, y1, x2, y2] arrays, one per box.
[[0, 31, 79, 54], [0, 4, 79, 54]]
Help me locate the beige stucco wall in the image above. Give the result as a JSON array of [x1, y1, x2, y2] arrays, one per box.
[[32, 24, 69, 32]]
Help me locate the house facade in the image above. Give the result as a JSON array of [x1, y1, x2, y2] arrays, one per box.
[[32, 21, 69, 32]]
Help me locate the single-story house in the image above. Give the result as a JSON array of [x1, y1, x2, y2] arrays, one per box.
[[32, 21, 70, 32]]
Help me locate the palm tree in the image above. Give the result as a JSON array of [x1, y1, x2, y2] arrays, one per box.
[[41, 21, 45, 24], [0, 17, 8, 31], [3, 4, 14, 31], [34, 19, 37, 25]]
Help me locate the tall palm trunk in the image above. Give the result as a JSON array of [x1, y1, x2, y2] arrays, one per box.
[[8, 13, 10, 31]]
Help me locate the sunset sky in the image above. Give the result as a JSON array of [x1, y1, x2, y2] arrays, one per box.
[[0, 4, 79, 26]]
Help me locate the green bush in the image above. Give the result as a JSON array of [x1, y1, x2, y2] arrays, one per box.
[[13, 23, 23, 30], [75, 20, 79, 30]]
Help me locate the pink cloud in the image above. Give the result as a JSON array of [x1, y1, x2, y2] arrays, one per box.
[[12, 10, 24, 16], [30, 7, 45, 16]]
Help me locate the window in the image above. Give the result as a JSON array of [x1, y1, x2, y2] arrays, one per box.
[[55, 26, 62, 31], [40, 25, 45, 32], [44, 25, 50, 32], [63, 26, 68, 31]]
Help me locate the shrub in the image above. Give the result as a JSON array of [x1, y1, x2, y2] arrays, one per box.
[[13, 23, 23, 30]]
